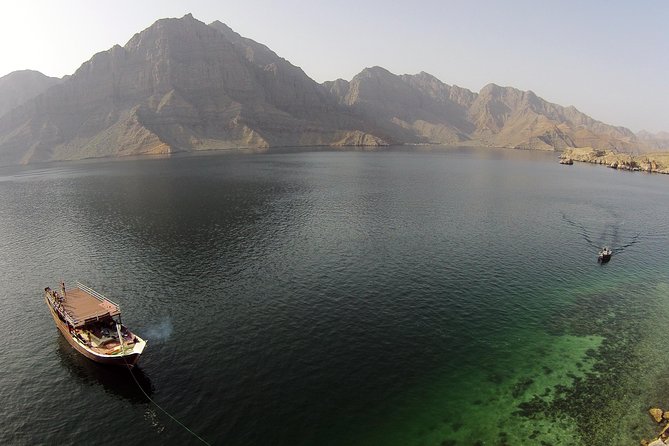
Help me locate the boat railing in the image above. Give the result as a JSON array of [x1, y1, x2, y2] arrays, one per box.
[[76, 282, 121, 309], [46, 288, 78, 326]]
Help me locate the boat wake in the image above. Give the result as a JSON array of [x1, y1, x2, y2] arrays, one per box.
[[560, 211, 641, 255]]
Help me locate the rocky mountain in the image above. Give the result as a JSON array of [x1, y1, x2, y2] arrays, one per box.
[[324, 68, 475, 145], [326, 67, 639, 152], [0, 14, 381, 166], [0, 13, 654, 166], [0, 70, 61, 118], [468, 83, 637, 151]]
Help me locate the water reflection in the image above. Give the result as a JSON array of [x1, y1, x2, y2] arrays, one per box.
[[55, 335, 153, 404]]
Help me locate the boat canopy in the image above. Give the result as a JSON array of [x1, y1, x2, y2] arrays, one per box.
[[61, 286, 121, 328]]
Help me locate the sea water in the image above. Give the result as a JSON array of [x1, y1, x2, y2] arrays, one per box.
[[1, 148, 668, 445]]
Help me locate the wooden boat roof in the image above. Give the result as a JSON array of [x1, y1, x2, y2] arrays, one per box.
[[62, 287, 121, 327]]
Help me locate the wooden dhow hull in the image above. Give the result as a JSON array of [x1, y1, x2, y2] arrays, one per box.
[[45, 291, 146, 367]]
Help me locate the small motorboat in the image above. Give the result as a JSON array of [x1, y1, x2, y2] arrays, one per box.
[[598, 247, 612, 263]]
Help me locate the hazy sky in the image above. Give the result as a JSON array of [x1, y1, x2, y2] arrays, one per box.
[[1, 0, 667, 132]]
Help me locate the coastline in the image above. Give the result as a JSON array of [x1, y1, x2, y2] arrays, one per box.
[[560, 147, 669, 175]]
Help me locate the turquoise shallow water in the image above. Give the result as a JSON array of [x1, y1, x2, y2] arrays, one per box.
[[1, 148, 669, 445]]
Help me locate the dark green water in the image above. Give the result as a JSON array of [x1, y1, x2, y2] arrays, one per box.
[[1, 148, 669, 445]]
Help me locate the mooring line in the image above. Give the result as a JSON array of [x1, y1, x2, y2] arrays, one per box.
[[123, 357, 212, 446]]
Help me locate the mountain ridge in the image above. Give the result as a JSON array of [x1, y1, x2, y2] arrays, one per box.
[[0, 13, 659, 166]]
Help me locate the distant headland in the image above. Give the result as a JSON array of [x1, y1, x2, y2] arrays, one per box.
[[560, 147, 669, 175]]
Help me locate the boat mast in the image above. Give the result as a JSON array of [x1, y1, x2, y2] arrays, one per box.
[[115, 318, 125, 356]]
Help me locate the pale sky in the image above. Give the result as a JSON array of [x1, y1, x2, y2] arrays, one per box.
[[1, 0, 667, 132]]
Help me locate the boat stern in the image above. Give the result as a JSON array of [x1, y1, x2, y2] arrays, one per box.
[[132, 335, 147, 356], [122, 335, 147, 367]]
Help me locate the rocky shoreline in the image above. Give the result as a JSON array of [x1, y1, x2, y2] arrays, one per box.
[[643, 407, 669, 445], [560, 147, 669, 175]]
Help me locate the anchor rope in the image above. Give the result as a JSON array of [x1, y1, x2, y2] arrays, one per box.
[[122, 355, 211, 445]]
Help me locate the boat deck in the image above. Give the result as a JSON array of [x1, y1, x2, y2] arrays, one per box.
[[59, 287, 120, 327], [76, 323, 138, 355]]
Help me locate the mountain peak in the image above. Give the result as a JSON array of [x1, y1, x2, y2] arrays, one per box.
[[208, 20, 233, 32], [2, 69, 45, 78], [0, 70, 62, 118], [415, 71, 440, 81], [208, 20, 242, 41], [360, 66, 394, 77], [479, 83, 507, 96]]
